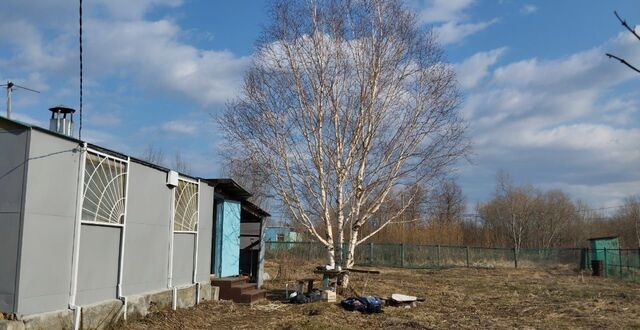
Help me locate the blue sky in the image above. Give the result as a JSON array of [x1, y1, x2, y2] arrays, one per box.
[[1, 0, 639, 211]]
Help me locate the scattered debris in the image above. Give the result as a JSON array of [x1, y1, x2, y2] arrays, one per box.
[[321, 290, 336, 302], [289, 289, 323, 304], [341, 296, 384, 314], [263, 272, 271, 281], [385, 293, 425, 309], [252, 303, 286, 312]]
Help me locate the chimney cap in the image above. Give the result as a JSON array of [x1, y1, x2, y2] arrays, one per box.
[[48, 106, 76, 114]]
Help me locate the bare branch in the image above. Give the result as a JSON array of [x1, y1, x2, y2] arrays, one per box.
[[614, 10, 640, 42], [606, 53, 640, 74]]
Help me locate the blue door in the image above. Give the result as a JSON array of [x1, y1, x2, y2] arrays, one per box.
[[214, 199, 241, 277]]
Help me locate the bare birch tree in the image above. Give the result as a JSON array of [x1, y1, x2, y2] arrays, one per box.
[[220, 0, 468, 279]]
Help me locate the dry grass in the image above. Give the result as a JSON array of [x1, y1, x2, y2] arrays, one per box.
[[123, 261, 640, 329]]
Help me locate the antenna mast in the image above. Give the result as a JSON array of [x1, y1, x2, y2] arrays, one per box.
[[1, 81, 40, 119]]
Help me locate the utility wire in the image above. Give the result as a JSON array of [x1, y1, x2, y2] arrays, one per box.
[[79, 0, 83, 140]]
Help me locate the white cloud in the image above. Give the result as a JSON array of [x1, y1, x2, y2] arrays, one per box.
[[520, 4, 538, 15], [414, 0, 498, 45], [434, 19, 499, 45], [86, 19, 249, 105], [417, 0, 475, 24], [160, 120, 199, 135], [455, 47, 506, 89], [459, 29, 640, 206]]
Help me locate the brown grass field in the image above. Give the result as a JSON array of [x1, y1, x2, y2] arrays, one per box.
[[123, 261, 640, 329]]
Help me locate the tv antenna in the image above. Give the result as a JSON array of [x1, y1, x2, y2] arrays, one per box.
[[1, 81, 40, 119]]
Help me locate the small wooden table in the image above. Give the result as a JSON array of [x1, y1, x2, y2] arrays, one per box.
[[296, 277, 317, 294], [313, 269, 349, 290]]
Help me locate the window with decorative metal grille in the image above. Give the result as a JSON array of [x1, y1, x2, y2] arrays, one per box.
[[81, 151, 128, 224], [174, 179, 199, 232]]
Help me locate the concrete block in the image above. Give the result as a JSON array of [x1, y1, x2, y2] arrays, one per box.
[[0, 320, 25, 330], [21, 309, 72, 330], [80, 300, 123, 330], [175, 286, 196, 309], [211, 286, 219, 301], [125, 289, 172, 321], [198, 282, 212, 302]]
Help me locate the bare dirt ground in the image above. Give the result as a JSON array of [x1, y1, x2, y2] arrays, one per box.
[[123, 262, 640, 329]]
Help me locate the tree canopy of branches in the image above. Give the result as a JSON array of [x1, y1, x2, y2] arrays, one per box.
[[220, 0, 468, 275]]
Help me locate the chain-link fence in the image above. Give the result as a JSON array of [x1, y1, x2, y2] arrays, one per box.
[[264, 241, 640, 281]]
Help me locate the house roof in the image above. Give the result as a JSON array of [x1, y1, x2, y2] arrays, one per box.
[[1, 115, 272, 217], [206, 178, 252, 200], [0, 115, 200, 181], [587, 236, 619, 241]]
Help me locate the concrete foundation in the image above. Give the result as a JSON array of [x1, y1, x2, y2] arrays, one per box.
[[0, 320, 25, 330], [80, 300, 123, 330], [7, 283, 215, 329], [126, 289, 173, 321], [21, 309, 72, 330], [175, 286, 196, 309]]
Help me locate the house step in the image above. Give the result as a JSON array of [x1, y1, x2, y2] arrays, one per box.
[[211, 276, 266, 304], [237, 288, 267, 304], [230, 283, 258, 296], [211, 276, 249, 289]]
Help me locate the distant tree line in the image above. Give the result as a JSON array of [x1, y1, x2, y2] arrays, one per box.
[[356, 171, 640, 249]]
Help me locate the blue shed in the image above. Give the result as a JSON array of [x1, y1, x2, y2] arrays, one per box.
[[265, 226, 299, 242]]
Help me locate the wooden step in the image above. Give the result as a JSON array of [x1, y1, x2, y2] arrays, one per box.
[[230, 282, 258, 296], [237, 288, 267, 304], [211, 276, 249, 289]]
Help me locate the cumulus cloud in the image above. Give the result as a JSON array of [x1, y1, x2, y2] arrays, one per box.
[[455, 47, 506, 89], [458, 29, 640, 206], [414, 0, 498, 45], [520, 4, 538, 15], [86, 19, 249, 105]]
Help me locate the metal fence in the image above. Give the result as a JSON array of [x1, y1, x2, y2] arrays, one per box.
[[264, 241, 640, 282]]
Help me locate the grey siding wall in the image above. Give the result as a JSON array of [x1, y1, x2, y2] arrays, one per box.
[[0, 123, 29, 313], [76, 225, 120, 305], [172, 233, 195, 286], [123, 162, 171, 295], [16, 131, 80, 315], [196, 183, 213, 282]]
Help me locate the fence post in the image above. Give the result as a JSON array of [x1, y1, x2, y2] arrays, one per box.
[[603, 248, 607, 277], [619, 249, 623, 277], [369, 242, 374, 266], [436, 245, 441, 268], [513, 248, 518, 269], [465, 246, 470, 268], [401, 243, 405, 268]]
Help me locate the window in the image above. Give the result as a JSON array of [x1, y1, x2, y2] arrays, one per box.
[[174, 179, 199, 232], [277, 233, 285, 242], [82, 151, 128, 224]]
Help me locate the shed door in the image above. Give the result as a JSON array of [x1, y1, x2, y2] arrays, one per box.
[[214, 200, 240, 277]]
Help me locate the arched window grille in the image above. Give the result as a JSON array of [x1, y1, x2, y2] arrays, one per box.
[[81, 150, 128, 225], [174, 179, 199, 232]]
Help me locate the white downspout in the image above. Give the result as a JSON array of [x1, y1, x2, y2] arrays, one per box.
[[168, 183, 176, 310], [116, 157, 131, 320], [69, 142, 87, 330], [193, 180, 201, 304]]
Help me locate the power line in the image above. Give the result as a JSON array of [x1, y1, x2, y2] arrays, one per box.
[[79, 0, 83, 140]]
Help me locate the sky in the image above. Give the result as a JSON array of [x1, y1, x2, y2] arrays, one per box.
[[1, 0, 639, 212]]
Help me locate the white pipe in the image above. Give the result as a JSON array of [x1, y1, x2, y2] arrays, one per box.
[[172, 287, 177, 310], [69, 142, 87, 330], [193, 180, 201, 304], [167, 186, 175, 289], [116, 157, 131, 320]]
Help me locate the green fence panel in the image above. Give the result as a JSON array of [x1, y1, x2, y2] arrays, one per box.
[[264, 241, 640, 282]]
